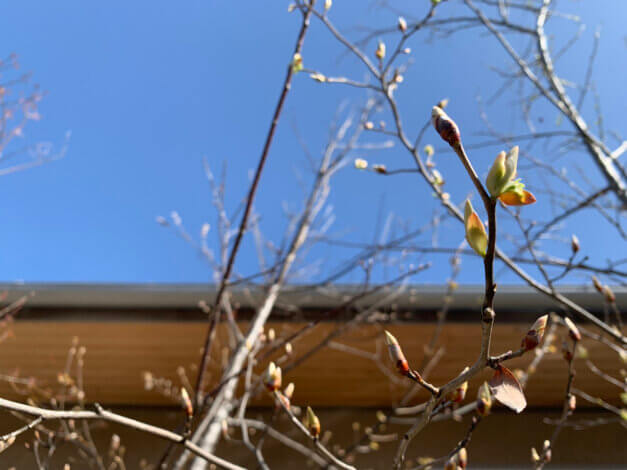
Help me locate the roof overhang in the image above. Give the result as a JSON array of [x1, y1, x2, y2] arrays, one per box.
[[1, 282, 621, 313]]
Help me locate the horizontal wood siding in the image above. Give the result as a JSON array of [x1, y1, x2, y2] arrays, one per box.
[[0, 321, 621, 407]]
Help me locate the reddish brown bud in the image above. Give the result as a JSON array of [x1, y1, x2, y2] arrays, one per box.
[[563, 317, 581, 342], [544, 449, 552, 463], [571, 234, 580, 253], [543, 440, 552, 462], [446, 367, 469, 404], [278, 392, 291, 410], [384, 331, 410, 375], [264, 362, 282, 392], [431, 106, 460, 147], [444, 457, 457, 470], [305, 406, 321, 439], [277, 382, 295, 410], [521, 314, 548, 351], [398, 16, 407, 33], [180, 387, 193, 417], [476, 398, 488, 416], [457, 447, 467, 469]]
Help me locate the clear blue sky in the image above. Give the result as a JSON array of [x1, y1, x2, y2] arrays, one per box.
[[0, 1, 625, 284]]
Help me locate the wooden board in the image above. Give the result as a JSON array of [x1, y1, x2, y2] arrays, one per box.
[[0, 320, 622, 407]]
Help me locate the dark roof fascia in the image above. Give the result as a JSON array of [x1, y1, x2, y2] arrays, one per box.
[[1, 283, 622, 316]]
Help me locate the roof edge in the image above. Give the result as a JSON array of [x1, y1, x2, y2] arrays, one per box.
[[0, 282, 622, 313]]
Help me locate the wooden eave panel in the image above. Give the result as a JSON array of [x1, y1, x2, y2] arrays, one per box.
[[0, 319, 622, 408]]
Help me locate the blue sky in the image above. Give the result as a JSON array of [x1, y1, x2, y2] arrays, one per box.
[[0, 1, 625, 285]]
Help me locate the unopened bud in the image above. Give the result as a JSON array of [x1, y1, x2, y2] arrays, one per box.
[[531, 447, 540, 463], [398, 17, 407, 32], [544, 449, 552, 463], [568, 394, 576, 411], [437, 98, 449, 109], [563, 317, 581, 342], [305, 406, 321, 438], [0, 435, 15, 453], [324, 0, 332, 11], [571, 234, 580, 253], [457, 447, 467, 469], [201, 223, 210, 238], [543, 440, 552, 462], [268, 328, 276, 342], [110, 434, 120, 452], [292, 53, 303, 73], [476, 398, 488, 417], [591, 276, 604, 293], [278, 391, 291, 410], [432, 169, 444, 186], [522, 314, 548, 351], [476, 382, 492, 416], [447, 367, 469, 403], [354, 158, 368, 170], [310, 72, 326, 83], [284, 382, 295, 400], [375, 41, 386, 60], [264, 362, 282, 392], [373, 164, 387, 174], [364, 121, 374, 130], [444, 457, 456, 470], [431, 106, 460, 147], [384, 331, 410, 375], [180, 387, 193, 417], [603, 285, 615, 303]]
